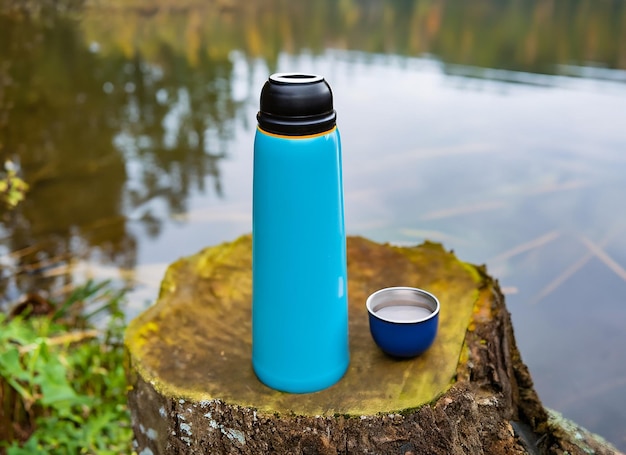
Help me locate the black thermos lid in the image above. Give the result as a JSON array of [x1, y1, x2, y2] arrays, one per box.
[[257, 73, 337, 136]]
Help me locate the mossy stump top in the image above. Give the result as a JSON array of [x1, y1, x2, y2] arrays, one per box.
[[125, 235, 479, 416], [125, 235, 621, 454]]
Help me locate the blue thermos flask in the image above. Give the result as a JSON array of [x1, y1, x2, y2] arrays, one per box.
[[252, 73, 349, 393]]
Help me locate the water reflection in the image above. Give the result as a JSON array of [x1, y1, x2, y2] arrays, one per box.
[[0, 5, 246, 302], [0, 11, 132, 300], [1, 0, 626, 450]]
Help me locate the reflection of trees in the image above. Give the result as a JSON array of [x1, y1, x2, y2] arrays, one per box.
[[1, 0, 624, 303], [115, 48, 242, 222], [0, 7, 243, 304], [0, 12, 134, 302], [424, 0, 626, 80], [85, 0, 626, 78]]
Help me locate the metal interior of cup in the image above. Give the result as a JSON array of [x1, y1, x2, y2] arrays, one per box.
[[366, 287, 440, 321]]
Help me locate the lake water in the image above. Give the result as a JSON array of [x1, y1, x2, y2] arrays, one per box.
[[1, 0, 625, 449]]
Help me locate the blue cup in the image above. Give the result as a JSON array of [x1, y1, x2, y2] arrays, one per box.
[[252, 73, 349, 393], [366, 287, 440, 358]]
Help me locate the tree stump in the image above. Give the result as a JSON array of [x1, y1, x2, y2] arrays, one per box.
[[125, 235, 622, 454]]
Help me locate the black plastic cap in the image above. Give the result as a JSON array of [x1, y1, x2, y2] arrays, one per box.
[[257, 73, 337, 136]]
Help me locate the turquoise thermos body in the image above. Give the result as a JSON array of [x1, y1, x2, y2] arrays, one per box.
[[252, 73, 349, 393]]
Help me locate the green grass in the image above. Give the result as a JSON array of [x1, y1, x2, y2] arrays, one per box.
[[0, 281, 134, 455]]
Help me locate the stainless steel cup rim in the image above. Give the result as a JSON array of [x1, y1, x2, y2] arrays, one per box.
[[366, 286, 440, 324]]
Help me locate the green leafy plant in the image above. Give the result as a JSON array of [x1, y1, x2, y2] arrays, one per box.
[[0, 281, 134, 455], [0, 160, 29, 209]]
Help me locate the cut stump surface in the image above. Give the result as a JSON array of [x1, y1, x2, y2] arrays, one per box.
[[125, 235, 623, 455]]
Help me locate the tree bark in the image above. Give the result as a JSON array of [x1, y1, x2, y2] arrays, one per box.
[[125, 235, 622, 454]]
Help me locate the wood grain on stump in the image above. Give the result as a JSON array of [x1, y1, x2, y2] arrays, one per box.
[[125, 235, 622, 455]]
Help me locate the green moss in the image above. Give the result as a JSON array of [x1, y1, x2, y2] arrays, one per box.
[[126, 235, 484, 417]]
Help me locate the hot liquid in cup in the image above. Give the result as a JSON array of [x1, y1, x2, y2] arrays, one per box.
[[374, 304, 432, 321]]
